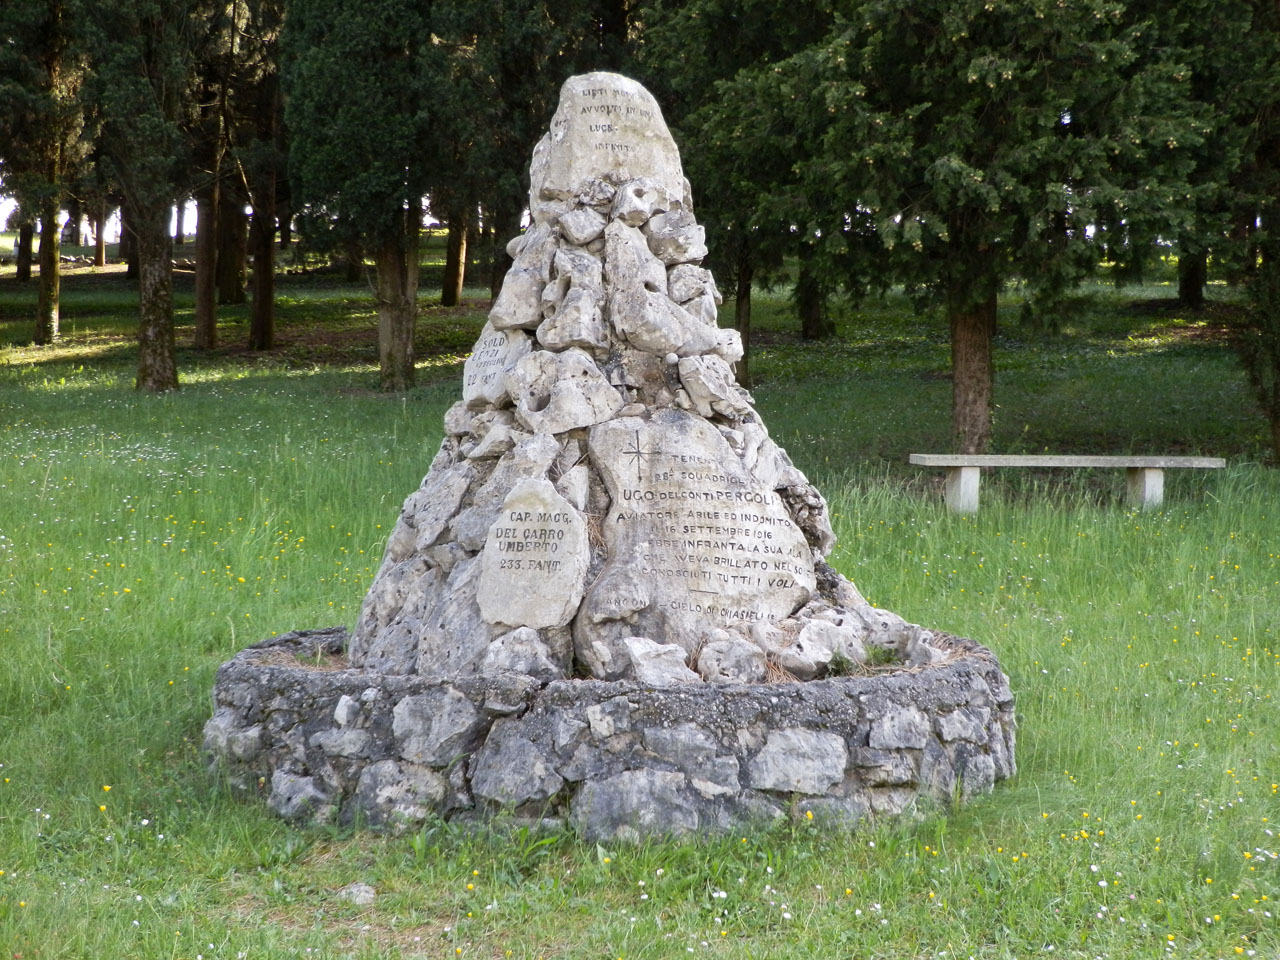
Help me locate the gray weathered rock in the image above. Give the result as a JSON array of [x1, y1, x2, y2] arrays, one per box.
[[393, 687, 484, 764], [644, 208, 707, 264], [577, 411, 816, 670], [336, 882, 377, 906], [747, 728, 848, 795], [207, 628, 1016, 838], [528, 74, 685, 208], [505, 349, 624, 435], [353, 760, 446, 827], [558, 206, 607, 246], [463, 324, 533, 407], [616, 636, 702, 685], [481, 626, 566, 681], [570, 768, 698, 841], [477, 479, 589, 630], [269, 770, 334, 823], [696, 633, 767, 683]]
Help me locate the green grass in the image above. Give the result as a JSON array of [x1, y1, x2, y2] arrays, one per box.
[[0, 267, 1276, 958]]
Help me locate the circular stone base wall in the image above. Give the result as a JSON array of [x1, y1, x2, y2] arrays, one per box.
[[205, 628, 1016, 840]]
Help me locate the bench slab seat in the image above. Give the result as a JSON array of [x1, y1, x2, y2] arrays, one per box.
[[908, 454, 1226, 513]]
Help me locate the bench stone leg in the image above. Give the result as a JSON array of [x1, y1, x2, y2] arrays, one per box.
[[1126, 467, 1164, 510], [945, 466, 981, 514]]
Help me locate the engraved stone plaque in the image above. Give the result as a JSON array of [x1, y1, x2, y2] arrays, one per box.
[[462, 323, 532, 408], [528, 74, 685, 207], [478, 478, 589, 629], [576, 411, 816, 660]]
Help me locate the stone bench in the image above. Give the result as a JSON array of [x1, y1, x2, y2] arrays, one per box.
[[908, 454, 1226, 513]]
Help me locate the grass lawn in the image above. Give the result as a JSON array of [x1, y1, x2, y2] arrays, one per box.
[[0, 257, 1276, 959]]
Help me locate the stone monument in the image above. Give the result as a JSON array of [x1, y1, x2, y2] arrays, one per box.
[[205, 73, 1016, 839]]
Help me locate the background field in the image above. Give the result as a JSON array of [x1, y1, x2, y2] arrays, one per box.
[[1, 264, 1276, 959]]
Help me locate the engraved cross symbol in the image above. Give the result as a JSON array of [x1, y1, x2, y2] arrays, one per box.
[[623, 430, 656, 482]]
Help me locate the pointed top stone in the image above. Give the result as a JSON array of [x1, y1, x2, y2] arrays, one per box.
[[528, 72, 685, 212]]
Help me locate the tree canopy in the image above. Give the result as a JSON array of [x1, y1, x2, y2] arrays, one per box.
[[4, 0, 1280, 446]]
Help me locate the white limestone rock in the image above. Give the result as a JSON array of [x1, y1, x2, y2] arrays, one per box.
[[481, 626, 566, 681], [686, 292, 720, 326], [467, 423, 516, 460], [528, 73, 685, 207], [443, 400, 472, 436], [667, 264, 721, 305], [518, 221, 560, 280], [617, 636, 701, 685], [463, 323, 533, 407], [644, 208, 707, 264], [336, 882, 377, 906], [713, 327, 744, 364], [800, 617, 867, 668], [553, 245, 604, 289], [554, 463, 591, 512], [609, 288, 719, 357], [603, 219, 667, 294], [774, 624, 834, 681], [558, 206, 607, 245], [488, 268, 543, 331], [449, 433, 561, 551], [477, 478, 590, 630], [747, 728, 848, 795], [490, 223, 559, 330], [677, 354, 753, 420], [696, 633, 767, 683], [505, 348, 624, 435], [575, 410, 816, 668], [538, 288, 607, 351], [611, 176, 676, 226], [388, 459, 475, 560]]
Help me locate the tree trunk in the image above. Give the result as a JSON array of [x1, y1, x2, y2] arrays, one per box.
[[376, 217, 419, 392], [35, 197, 61, 344], [133, 203, 180, 392], [949, 277, 997, 455], [61, 196, 82, 247], [216, 194, 247, 304], [442, 211, 467, 306], [15, 222, 34, 281], [734, 260, 753, 387], [1178, 250, 1207, 309], [339, 240, 364, 282], [173, 199, 186, 246], [247, 204, 276, 350], [120, 201, 138, 280], [796, 250, 833, 340], [193, 187, 219, 348], [93, 200, 107, 267]]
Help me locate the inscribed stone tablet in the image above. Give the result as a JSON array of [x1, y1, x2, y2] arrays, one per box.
[[528, 72, 684, 206], [478, 479, 589, 629], [463, 323, 531, 408], [577, 411, 815, 660]]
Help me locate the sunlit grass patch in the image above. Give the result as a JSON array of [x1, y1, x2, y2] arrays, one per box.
[[0, 274, 1275, 958]]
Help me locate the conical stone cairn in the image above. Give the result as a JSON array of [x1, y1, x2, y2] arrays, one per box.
[[351, 72, 928, 685], [205, 73, 1016, 836]]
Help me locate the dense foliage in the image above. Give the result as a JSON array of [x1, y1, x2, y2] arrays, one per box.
[[2, 0, 1280, 444]]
